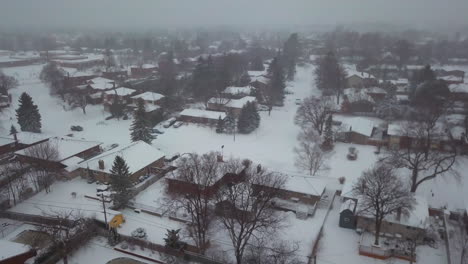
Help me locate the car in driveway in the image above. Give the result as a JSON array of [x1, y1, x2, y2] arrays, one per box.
[[163, 117, 177, 128], [173, 121, 183, 128], [150, 127, 165, 134], [295, 98, 302, 105]]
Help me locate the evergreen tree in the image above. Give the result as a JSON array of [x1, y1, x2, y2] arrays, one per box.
[[9, 125, 17, 135], [110, 156, 133, 209], [314, 52, 347, 104], [16, 92, 42, 133], [224, 112, 236, 134], [110, 98, 125, 119], [159, 51, 177, 96], [191, 56, 216, 100], [216, 116, 225, 133], [239, 72, 251, 87], [266, 57, 286, 106], [283, 33, 300, 81], [130, 99, 154, 144], [250, 56, 264, 71], [164, 229, 185, 250], [237, 102, 260, 134], [322, 115, 334, 150]]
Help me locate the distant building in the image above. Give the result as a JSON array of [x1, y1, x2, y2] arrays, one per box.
[[207, 96, 256, 116], [178, 109, 226, 125]]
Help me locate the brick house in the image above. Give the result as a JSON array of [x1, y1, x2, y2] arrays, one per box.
[[207, 96, 257, 116], [74, 141, 165, 183], [334, 115, 382, 145], [103, 87, 137, 111], [221, 86, 254, 99], [0, 132, 51, 156], [15, 137, 102, 171], [178, 109, 226, 126], [0, 240, 36, 264]]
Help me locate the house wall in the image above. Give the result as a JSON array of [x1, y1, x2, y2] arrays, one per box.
[[0, 142, 17, 156], [347, 75, 364, 88], [0, 249, 37, 264], [356, 216, 425, 239], [346, 132, 370, 145], [178, 115, 219, 126], [339, 210, 356, 229]]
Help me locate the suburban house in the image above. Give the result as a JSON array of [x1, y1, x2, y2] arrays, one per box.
[[346, 69, 378, 88], [0, 132, 51, 156], [85, 77, 116, 92], [342, 88, 376, 113], [207, 96, 257, 116], [449, 83, 468, 102], [131, 92, 165, 106], [103, 87, 137, 111], [167, 159, 245, 198], [254, 175, 327, 219], [0, 239, 36, 264], [178, 109, 226, 125], [250, 76, 269, 90], [15, 136, 102, 172], [387, 122, 452, 150], [355, 195, 430, 239], [221, 86, 255, 99], [62, 69, 96, 87], [334, 115, 384, 146], [0, 52, 43, 68], [74, 141, 165, 183], [130, 64, 158, 78]]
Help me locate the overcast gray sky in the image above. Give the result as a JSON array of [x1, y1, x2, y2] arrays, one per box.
[[1, 0, 467, 30]]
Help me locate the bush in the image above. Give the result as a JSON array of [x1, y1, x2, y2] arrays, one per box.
[[131, 227, 147, 239], [70, 125, 83, 131]]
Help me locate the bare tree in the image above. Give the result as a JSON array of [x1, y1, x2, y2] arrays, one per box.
[[294, 130, 327, 175], [24, 141, 60, 193], [215, 160, 287, 264], [66, 93, 88, 114], [0, 70, 18, 95], [35, 210, 94, 264], [385, 121, 457, 192], [295, 96, 333, 135], [352, 164, 415, 246], [0, 163, 29, 206], [244, 239, 304, 264], [164, 152, 223, 253]]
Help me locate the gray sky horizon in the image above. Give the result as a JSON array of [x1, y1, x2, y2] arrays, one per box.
[[1, 0, 468, 30]]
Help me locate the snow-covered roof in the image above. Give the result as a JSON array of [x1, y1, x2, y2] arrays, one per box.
[[79, 141, 165, 175], [363, 87, 387, 94], [0, 137, 15, 147], [346, 68, 376, 80], [131, 92, 165, 101], [247, 71, 266, 77], [104, 87, 136, 96], [0, 239, 31, 261], [141, 64, 157, 69], [89, 92, 103, 99], [227, 96, 257, 108], [440, 75, 463, 82], [282, 175, 327, 197], [16, 137, 102, 162], [396, 94, 409, 101], [390, 78, 409, 86], [180, 109, 226, 120], [334, 115, 382, 137], [250, 76, 269, 84], [343, 88, 375, 103], [11, 132, 51, 145], [449, 83, 468, 93], [222, 86, 253, 95], [358, 195, 429, 229], [62, 156, 84, 172], [340, 199, 356, 213], [87, 77, 115, 90]]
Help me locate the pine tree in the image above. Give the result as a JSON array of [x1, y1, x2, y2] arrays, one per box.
[[267, 57, 286, 106], [250, 56, 264, 71], [224, 112, 236, 134], [314, 52, 347, 104], [16, 92, 42, 133], [283, 33, 300, 81], [164, 229, 184, 249], [130, 99, 154, 144], [322, 115, 334, 150], [216, 116, 225, 133], [9, 125, 17, 135], [237, 102, 260, 134], [110, 156, 133, 209]]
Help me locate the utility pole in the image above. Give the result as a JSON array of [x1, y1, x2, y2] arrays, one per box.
[[101, 194, 108, 229]]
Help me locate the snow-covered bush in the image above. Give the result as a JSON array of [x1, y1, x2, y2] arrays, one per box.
[[131, 227, 147, 239]]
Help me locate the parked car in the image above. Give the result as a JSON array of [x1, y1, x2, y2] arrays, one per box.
[[173, 121, 183, 128], [70, 125, 83, 132], [295, 99, 302, 105], [150, 128, 165, 134], [163, 117, 177, 128]]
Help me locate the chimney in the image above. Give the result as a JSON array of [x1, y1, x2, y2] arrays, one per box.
[[98, 160, 105, 170]]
